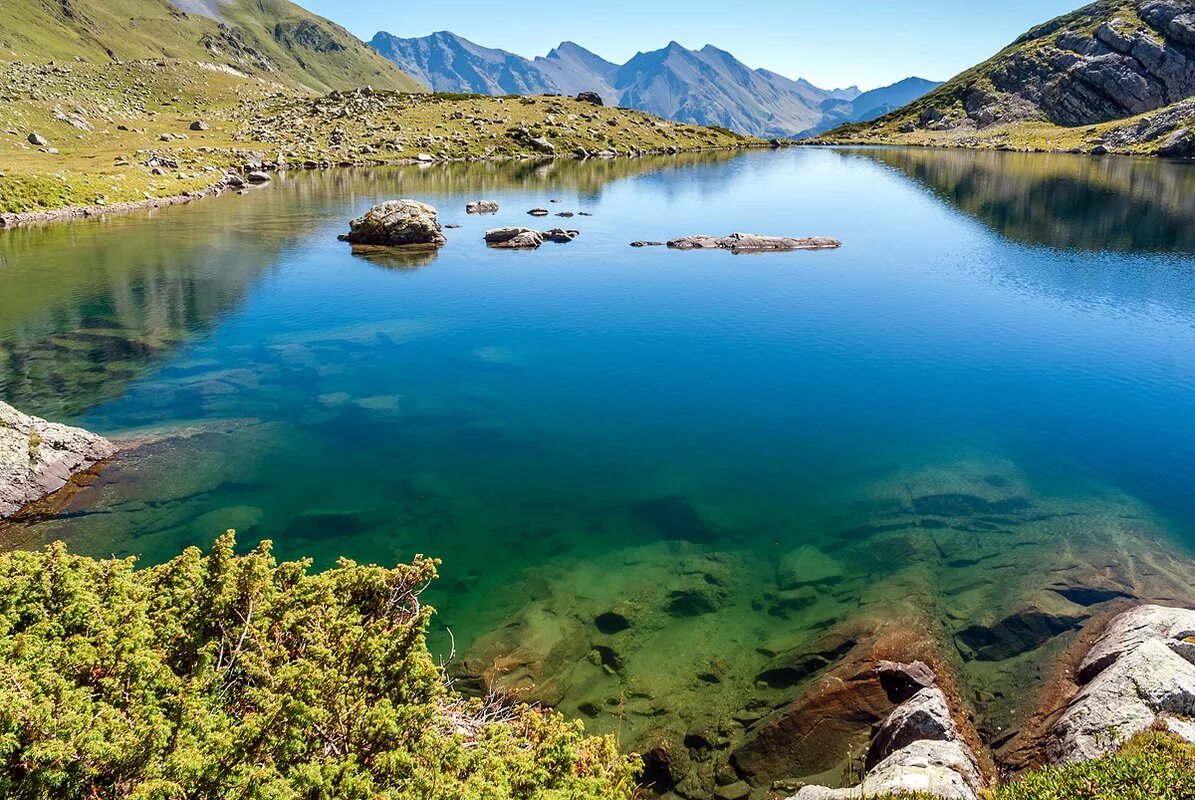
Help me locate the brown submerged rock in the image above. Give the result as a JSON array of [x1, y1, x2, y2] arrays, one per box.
[[1, 401, 115, 520]]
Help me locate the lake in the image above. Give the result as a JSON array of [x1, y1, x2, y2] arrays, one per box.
[[2, 147, 1194, 789]]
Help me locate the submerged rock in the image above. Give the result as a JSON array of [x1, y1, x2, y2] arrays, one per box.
[[1048, 604, 1195, 762], [1, 401, 115, 519], [667, 233, 842, 253], [341, 200, 447, 247]]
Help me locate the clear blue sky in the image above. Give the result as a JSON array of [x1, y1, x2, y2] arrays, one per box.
[[305, 0, 1083, 90]]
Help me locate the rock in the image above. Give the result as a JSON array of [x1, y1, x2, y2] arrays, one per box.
[[415, 153, 435, 163], [246, 171, 271, 183], [1158, 127, 1195, 157], [27, 132, 48, 146], [529, 136, 555, 153], [866, 688, 958, 769], [577, 91, 604, 106], [631, 241, 665, 247], [542, 228, 580, 243], [794, 741, 981, 800], [224, 174, 245, 188], [485, 227, 543, 249], [1048, 605, 1195, 762], [466, 200, 499, 214], [1, 401, 116, 519], [189, 121, 210, 131], [876, 660, 938, 704], [342, 200, 447, 247], [528, 208, 550, 216], [776, 545, 845, 590], [667, 234, 842, 253]]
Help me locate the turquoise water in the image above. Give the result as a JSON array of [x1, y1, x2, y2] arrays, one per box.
[[2, 148, 1195, 777]]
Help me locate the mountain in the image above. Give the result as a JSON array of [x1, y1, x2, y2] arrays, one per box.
[[818, 0, 1195, 157], [799, 77, 942, 137], [367, 31, 925, 138], [0, 0, 423, 93]]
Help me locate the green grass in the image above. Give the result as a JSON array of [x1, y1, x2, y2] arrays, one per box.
[[990, 731, 1195, 800]]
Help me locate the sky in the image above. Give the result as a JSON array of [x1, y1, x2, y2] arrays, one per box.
[[303, 0, 1084, 90]]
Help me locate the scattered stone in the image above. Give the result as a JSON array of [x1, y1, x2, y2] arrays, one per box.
[[190, 121, 210, 131], [246, 171, 271, 183], [631, 241, 665, 247], [528, 208, 550, 216], [27, 132, 48, 146], [224, 174, 245, 188], [668, 234, 842, 253], [1, 401, 116, 520], [529, 136, 555, 153], [542, 228, 580, 243], [466, 200, 499, 214], [416, 153, 435, 163], [341, 200, 447, 247], [1048, 605, 1195, 763], [485, 227, 543, 249]]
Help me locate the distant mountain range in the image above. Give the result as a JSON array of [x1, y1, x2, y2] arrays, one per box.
[[370, 31, 940, 139]]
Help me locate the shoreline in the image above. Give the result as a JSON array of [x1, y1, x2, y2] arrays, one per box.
[[0, 144, 766, 230]]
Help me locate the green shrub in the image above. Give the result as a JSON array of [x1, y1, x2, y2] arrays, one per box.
[[0, 534, 638, 799]]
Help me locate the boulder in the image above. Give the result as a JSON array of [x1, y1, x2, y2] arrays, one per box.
[[876, 660, 938, 704], [1, 401, 116, 519], [189, 121, 210, 131], [542, 228, 580, 243], [342, 200, 447, 247], [529, 136, 555, 153], [466, 200, 500, 214], [485, 227, 543, 249], [246, 171, 271, 183], [528, 208, 550, 217], [667, 234, 842, 253], [224, 173, 245, 188], [631, 241, 665, 247], [867, 687, 958, 768], [27, 132, 48, 146], [1048, 605, 1195, 762], [577, 91, 604, 106]]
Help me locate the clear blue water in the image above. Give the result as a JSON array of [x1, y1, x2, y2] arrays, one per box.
[[2, 147, 1194, 763]]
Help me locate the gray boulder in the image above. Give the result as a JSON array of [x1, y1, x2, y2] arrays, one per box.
[[27, 132, 48, 146], [542, 228, 580, 243], [577, 92, 604, 106], [1, 401, 116, 519], [466, 200, 500, 214], [867, 688, 958, 769], [485, 227, 544, 249], [246, 171, 271, 183], [667, 233, 842, 253], [1048, 605, 1195, 763], [342, 200, 447, 247]]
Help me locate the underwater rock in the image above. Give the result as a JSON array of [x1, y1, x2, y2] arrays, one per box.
[[776, 545, 845, 590], [0, 401, 115, 519], [956, 602, 1089, 662], [1048, 605, 1195, 762], [341, 199, 446, 247], [667, 234, 842, 253]]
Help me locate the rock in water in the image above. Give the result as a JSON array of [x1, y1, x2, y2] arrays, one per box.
[[484, 227, 544, 249], [0, 401, 115, 519], [342, 200, 447, 247], [1048, 604, 1195, 762], [542, 228, 580, 243], [668, 233, 842, 253], [528, 208, 550, 217], [246, 171, 271, 183], [466, 200, 500, 214]]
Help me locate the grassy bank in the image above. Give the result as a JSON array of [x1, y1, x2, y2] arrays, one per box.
[[0, 57, 756, 218]]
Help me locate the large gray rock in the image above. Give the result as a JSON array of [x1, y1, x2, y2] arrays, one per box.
[[790, 667, 982, 800], [795, 740, 981, 800], [667, 234, 842, 253], [0, 402, 115, 519], [342, 200, 446, 247], [484, 227, 544, 249], [466, 200, 500, 214], [1048, 605, 1195, 763]]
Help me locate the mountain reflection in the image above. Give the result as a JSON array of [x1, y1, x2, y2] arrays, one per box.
[[841, 147, 1195, 252]]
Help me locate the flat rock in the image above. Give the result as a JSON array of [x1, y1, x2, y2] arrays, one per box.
[[342, 199, 446, 247], [528, 208, 550, 217], [1, 401, 116, 519], [668, 233, 842, 253], [794, 740, 981, 800], [485, 227, 543, 249]]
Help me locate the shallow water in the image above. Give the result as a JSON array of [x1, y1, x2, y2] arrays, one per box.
[[2, 147, 1195, 777]]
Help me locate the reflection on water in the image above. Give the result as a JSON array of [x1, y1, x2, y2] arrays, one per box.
[[2, 148, 1195, 794], [843, 146, 1195, 252]]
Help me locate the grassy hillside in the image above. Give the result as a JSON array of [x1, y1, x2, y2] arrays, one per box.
[[0, 0, 423, 93], [0, 58, 756, 217], [816, 0, 1195, 157]]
